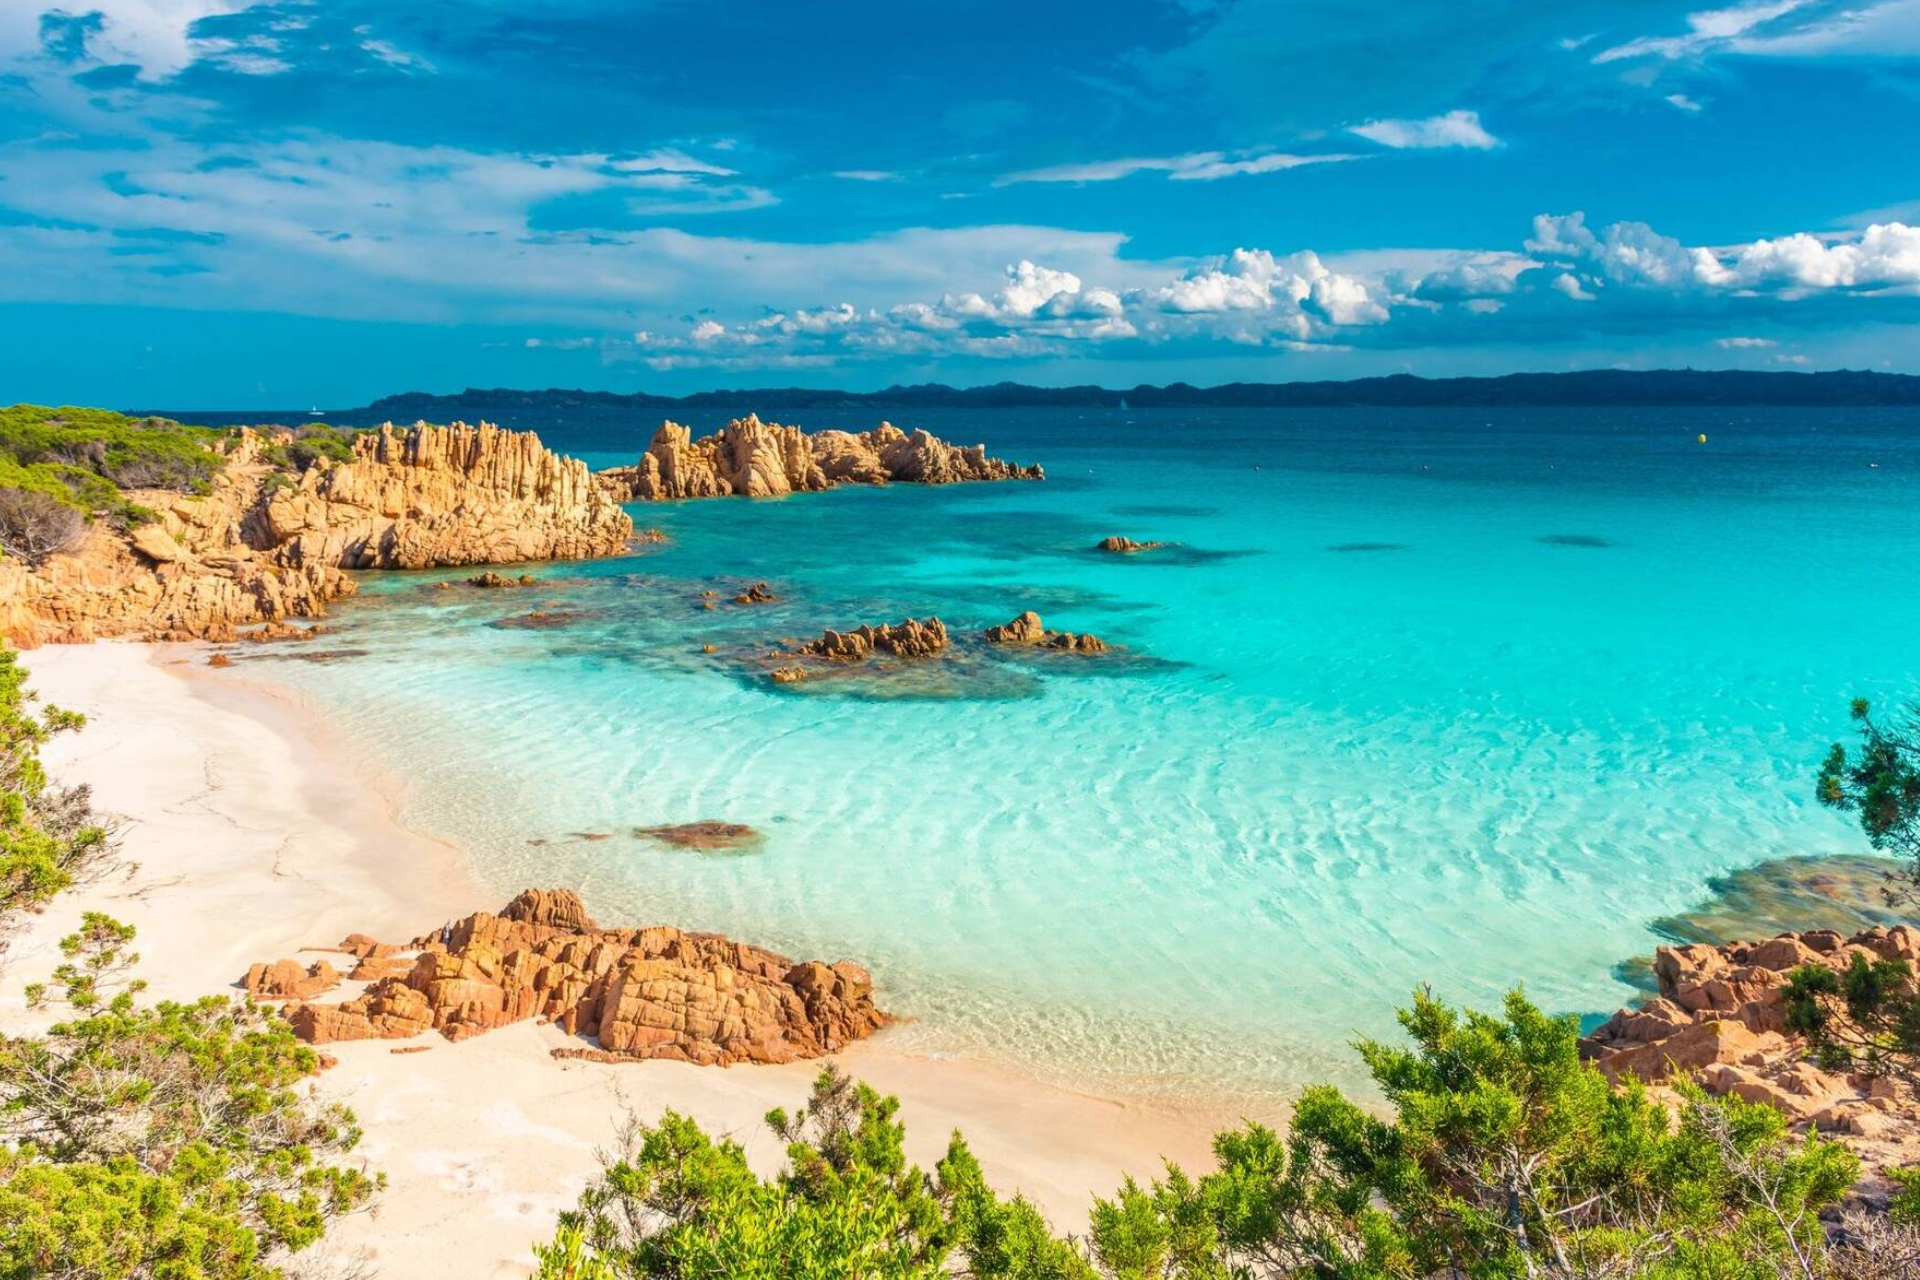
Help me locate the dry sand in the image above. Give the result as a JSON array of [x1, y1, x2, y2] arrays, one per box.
[[2, 642, 1228, 1279]]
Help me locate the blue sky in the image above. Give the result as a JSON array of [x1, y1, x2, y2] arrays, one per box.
[[2, 0, 1918, 406]]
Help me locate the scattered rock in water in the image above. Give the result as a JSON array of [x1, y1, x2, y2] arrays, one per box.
[[769, 665, 808, 684], [634, 528, 670, 544], [733, 581, 778, 606], [240, 620, 329, 642], [489, 609, 599, 631], [635, 820, 763, 852], [207, 652, 233, 668], [795, 617, 949, 661], [1328, 542, 1409, 553], [467, 571, 537, 588], [570, 831, 613, 842], [1538, 534, 1613, 549], [270, 887, 889, 1065], [982, 610, 1109, 653], [1095, 535, 1168, 554], [248, 646, 373, 664]]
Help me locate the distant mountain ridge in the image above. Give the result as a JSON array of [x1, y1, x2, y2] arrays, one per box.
[[354, 369, 1920, 419]]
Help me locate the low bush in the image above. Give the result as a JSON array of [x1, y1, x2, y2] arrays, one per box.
[[0, 647, 112, 922], [0, 915, 379, 1279], [535, 989, 1860, 1280]]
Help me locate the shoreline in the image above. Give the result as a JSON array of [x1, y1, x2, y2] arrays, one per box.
[[4, 641, 1229, 1279]]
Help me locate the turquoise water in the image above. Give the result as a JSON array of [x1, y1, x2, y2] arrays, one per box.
[[249, 405, 1920, 1106]]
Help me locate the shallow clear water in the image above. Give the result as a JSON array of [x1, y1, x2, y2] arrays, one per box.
[[247, 404, 1920, 1106]]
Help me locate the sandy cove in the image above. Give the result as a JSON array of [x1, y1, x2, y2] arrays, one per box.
[[1, 641, 1225, 1280]]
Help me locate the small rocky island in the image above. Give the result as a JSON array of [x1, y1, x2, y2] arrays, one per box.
[[596, 414, 1042, 500]]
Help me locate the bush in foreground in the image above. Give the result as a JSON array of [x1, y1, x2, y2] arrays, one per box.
[[0, 647, 112, 923], [1818, 697, 1920, 904], [0, 916, 378, 1279], [535, 989, 1859, 1279]]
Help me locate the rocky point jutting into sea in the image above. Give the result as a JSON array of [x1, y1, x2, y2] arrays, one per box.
[[0, 420, 632, 646], [0, 412, 1040, 647], [595, 413, 1043, 500]]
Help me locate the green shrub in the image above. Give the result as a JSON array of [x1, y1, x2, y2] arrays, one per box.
[[0, 647, 112, 921], [0, 915, 378, 1279], [535, 990, 1860, 1280], [1818, 696, 1920, 903]]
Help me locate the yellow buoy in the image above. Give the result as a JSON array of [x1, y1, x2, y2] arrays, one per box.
[[1697, 433, 1708, 444]]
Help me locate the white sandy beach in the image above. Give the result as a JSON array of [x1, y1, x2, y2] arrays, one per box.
[[2, 641, 1225, 1280]]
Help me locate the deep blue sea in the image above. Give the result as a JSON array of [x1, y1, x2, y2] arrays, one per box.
[[229, 403, 1920, 1105]]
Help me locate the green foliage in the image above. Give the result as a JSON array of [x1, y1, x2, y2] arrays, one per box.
[[1818, 697, 1920, 901], [256, 426, 360, 476], [538, 992, 1860, 1280], [0, 406, 225, 497], [1784, 954, 1920, 1083], [0, 916, 378, 1279], [1889, 1167, 1920, 1227], [0, 647, 111, 921]]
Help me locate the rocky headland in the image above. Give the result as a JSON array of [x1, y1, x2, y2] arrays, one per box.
[[0, 420, 631, 646], [596, 415, 1042, 500], [1582, 923, 1920, 1185], [250, 887, 887, 1067]]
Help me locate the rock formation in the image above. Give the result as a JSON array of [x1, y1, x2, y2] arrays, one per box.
[[982, 610, 1109, 653], [596, 415, 1042, 501], [264, 888, 887, 1067], [733, 581, 778, 606], [794, 618, 950, 661], [1095, 535, 1167, 554], [0, 422, 633, 646], [243, 958, 343, 1001], [1582, 924, 1920, 1147]]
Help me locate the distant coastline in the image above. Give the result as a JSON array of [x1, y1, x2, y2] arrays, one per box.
[[138, 368, 1920, 423]]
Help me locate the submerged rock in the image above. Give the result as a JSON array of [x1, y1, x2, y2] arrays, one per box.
[[1095, 535, 1168, 554], [489, 609, 599, 631], [271, 888, 888, 1066], [636, 821, 763, 852], [982, 610, 1109, 653], [596, 415, 1042, 501]]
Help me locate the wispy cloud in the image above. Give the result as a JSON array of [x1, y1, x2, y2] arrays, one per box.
[[1350, 110, 1500, 150], [995, 150, 1356, 185], [831, 170, 902, 182], [1594, 0, 1808, 62]]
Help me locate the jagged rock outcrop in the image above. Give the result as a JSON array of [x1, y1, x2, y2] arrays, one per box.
[[596, 415, 1042, 501], [982, 611, 1109, 653], [1095, 535, 1167, 554], [257, 422, 631, 569], [794, 618, 950, 661], [267, 888, 887, 1067], [1581, 924, 1920, 1144], [0, 422, 632, 646], [243, 958, 343, 1001]]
